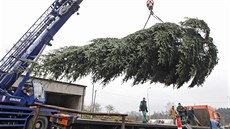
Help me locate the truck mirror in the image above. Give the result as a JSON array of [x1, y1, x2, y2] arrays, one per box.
[[214, 112, 221, 119], [216, 112, 220, 118]]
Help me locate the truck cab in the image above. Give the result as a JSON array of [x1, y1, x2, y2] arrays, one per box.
[[20, 81, 46, 105]]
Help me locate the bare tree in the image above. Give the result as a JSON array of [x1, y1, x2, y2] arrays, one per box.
[[92, 102, 102, 112], [83, 105, 91, 112], [127, 111, 142, 121], [165, 102, 175, 116], [105, 104, 115, 113]]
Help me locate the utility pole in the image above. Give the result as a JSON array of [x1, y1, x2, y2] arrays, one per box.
[[227, 96, 230, 106], [147, 87, 151, 121], [92, 90, 97, 112], [91, 83, 95, 112]]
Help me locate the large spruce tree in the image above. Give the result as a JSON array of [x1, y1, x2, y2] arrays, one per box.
[[33, 18, 218, 88]]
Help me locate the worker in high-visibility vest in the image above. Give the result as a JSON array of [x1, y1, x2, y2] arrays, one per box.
[[146, 0, 154, 11]]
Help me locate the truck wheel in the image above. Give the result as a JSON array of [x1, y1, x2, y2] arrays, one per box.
[[27, 116, 48, 129]]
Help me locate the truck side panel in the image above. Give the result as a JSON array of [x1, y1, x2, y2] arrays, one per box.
[[193, 109, 211, 127]]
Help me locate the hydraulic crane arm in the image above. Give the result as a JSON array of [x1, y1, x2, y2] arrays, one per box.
[[0, 0, 83, 92]]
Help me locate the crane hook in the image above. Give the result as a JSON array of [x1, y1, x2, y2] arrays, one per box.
[[143, 0, 164, 29], [146, 0, 154, 11]]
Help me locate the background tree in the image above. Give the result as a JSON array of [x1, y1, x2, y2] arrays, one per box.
[[151, 111, 168, 119], [165, 102, 175, 117], [83, 105, 91, 112], [33, 18, 218, 88], [91, 102, 102, 113], [217, 108, 230, 125], [126, 111, 142, 121], [105, 104, 115, 113]]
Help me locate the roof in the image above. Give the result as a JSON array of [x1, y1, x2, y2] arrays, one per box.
[[21, 75, 87, 88]]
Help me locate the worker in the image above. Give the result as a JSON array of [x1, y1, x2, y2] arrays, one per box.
[[146, 0, 154, 11], [187, 107, 196, 126], [139, 97, 148, 123], [22, 84, 34, 96], [176, 103, 186, 125], [169, 106, 177, 125]]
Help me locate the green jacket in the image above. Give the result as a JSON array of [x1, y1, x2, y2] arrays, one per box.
[[139, 100, 148, 112], [177, 105, 185, 115]]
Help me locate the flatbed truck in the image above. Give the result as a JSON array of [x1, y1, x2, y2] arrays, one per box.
[[37, 103, 211, 129]]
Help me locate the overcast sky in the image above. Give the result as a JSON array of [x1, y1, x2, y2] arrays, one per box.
[[0, 0, 229, 113]]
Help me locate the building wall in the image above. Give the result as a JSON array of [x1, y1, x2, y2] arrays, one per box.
[[13, 76, 86, 110]]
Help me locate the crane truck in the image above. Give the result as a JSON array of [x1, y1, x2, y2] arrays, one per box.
[[0, 0, 83, 128]]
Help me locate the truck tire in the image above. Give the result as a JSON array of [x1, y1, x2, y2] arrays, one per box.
[[27, 116, 48, 129]]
